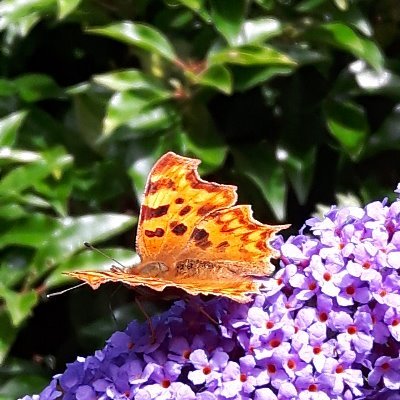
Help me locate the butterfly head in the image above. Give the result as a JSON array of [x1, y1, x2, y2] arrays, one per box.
[[134, 261, 169, 277]]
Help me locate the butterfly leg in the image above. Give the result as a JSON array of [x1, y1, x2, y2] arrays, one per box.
[[134, 296, 156, 344], [183, 295, 219, 325]]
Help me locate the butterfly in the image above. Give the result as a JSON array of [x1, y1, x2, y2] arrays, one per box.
[[66, 152, 289, 303]]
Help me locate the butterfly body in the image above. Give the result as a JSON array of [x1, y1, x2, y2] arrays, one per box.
[[66, 152, 289, 303]]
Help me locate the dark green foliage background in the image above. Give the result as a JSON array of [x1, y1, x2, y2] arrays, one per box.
[[0, 0, 399, 397]]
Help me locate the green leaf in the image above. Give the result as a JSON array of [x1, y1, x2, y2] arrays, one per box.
[[296, 0, 328, 12], [89, 22, 177, 61], [175, 0, 211, 22], [103, 91, 173, 135], [210, 0, 246, 45], [46, 248, 137, 288], [14, 74, 62, 102], [232, 145, 287, 220], [93, 70, 168, 94], [0, 111, 27, 147], [0, 374, 48, 399], [364, 106, 400, 158], [0, 148, 72, 196], [0, 148, 41, 163], [325, 100, 368, 160], [32, 214, 136, 274], [0, 204, 26, 220], [0, 310, 17, 363], [209, 45, 295, 66], [0, 214, 61, 250], [307, 22, 384, 70], [233, 65, 293, 91], [231, 18, 282, 46], [57, 0, 81, 19], [192, 65, 232, 94], [334, 0, 348, 11], [0, 285, 38, 326], [279, 146, 316, 205], [181, 103, 228, 171]]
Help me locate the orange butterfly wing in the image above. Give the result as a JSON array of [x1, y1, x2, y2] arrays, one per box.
[[65, 152, 288, 303], [136, 152, 237, 263]]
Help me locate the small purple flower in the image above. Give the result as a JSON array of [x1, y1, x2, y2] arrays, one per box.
[[23, 185, 400, 400], [368, 356, 400, 390]]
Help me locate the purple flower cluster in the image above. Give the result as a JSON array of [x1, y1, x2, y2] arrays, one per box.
[[22, 189, 400, 400]]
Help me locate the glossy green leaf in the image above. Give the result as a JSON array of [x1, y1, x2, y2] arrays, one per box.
[[0, 148, 72, 196], [93, 70, 168, 94], [334, 0, 348, 11], [0, 79, 16, 97], [0, 111, 27, 147], [233, 65, 293, 91], [210, 0, 246, 45], [89, 22, 177, 61], [192, 65, 232, 94], [232, 145, 287, 220], [279, 146, 316, 205], [46, 247, 137, 288], [231, 18, 282, 46], [209, 45, 295, 66], [0, 310, 17, 364], [0, 285, 38, 326], [57, 0, 81, 19], [181, 103, 227, 171], [0, 148, 41, 163], [255, 0, 274, 9], [0, 214, 61, 250], [296, 0, 327, 12], [103, 91, 172, 135], [325, 100, 368, 160], [32, 213, 136, 273], [175, 0, 210, 22], [0, 204, 26, 220], [0, 0, 53, 27], [307, 23, 384, 70], [14, 74, 61, 102]]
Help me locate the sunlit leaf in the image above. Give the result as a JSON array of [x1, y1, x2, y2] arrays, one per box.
[[307, 22, 384, 70], [57, 0, 81, 19], [46, 248, 137, 288], [89, 22, 177, 61], [33, 214, 136, 273], [0, 148, 72, 196], [209, 45, 295, 66], [93, 70, 168, 94], [103, 91, 173, 135], [0, 111, 27, 147], [191, 65, 232, 94], [231, 18, 282, 46]]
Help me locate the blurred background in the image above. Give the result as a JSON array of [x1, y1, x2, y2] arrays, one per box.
[[0, 0, 400, 398]]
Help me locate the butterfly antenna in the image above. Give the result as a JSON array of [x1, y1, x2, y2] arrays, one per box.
[[84, 242, 126, 269], [46, 282, 87, 298]]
